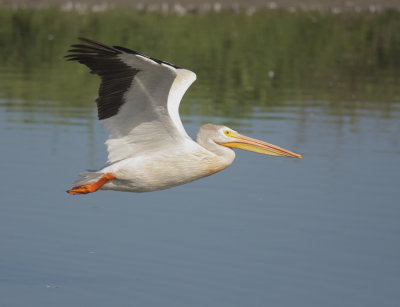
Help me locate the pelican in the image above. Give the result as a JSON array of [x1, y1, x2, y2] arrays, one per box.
[[66, 38, 301, 195]]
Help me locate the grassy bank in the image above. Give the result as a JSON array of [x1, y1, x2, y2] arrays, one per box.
[[0, 8, 399, 119]]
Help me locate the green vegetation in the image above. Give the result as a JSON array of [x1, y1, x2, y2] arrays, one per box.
[[0, 8, 399, 119]]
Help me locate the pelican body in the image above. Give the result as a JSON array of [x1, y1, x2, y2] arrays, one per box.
[[66, 38, 301, 194]]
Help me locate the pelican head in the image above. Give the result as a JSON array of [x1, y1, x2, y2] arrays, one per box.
[[198, 124, 302, 159]]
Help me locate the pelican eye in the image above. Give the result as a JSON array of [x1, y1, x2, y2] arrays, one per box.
[[224, 130, 232, 137]]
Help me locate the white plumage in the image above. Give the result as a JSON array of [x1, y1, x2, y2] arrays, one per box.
[[66, 38, 301, 195]]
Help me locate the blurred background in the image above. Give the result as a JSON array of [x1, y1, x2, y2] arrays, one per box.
[[1, 1, 399, 306]]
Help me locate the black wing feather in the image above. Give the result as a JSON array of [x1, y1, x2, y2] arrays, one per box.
[[65, 38, 139, 120]]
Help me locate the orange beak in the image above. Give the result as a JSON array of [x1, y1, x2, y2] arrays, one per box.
[[219, 133, 302, 159]]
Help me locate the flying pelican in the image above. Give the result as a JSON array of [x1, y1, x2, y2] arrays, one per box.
[[66, 38, 302, 195]]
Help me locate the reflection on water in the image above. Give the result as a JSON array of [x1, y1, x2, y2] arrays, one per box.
[[1, 8, 400, 118], [1, 8, 400, 307]]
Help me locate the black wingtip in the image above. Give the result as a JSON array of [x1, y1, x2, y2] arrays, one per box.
[[75, 37, 119, 53], [113, 45, 139, 55]]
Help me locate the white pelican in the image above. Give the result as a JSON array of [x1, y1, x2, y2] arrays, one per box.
[[66, 38, 301, 195]]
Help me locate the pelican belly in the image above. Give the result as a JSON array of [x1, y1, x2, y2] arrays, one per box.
[[100, 149, 230, 192]]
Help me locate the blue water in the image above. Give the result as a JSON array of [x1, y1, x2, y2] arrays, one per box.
[[1, 95, 399, 306]]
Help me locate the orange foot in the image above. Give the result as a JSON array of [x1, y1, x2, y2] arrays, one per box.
[[67, 173, 115, 195]]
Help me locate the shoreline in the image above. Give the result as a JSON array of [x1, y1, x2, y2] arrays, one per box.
[[0, 0, 399, 13]]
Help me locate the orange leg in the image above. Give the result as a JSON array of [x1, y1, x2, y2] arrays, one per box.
[[67, 173, 115, 195]]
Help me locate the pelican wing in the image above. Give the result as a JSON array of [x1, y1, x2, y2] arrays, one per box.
[[66, 38, 196, 163]]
